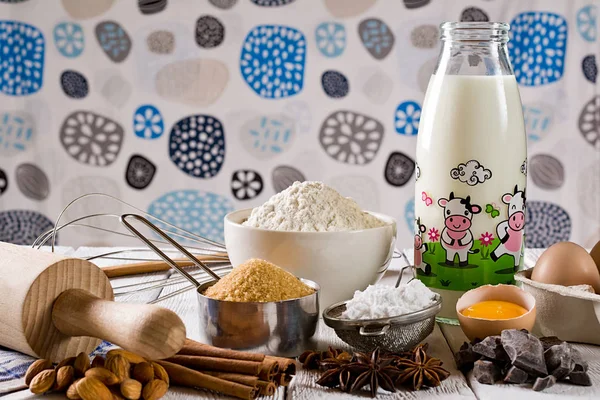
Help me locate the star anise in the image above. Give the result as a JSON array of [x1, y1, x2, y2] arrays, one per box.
[[395, 345, 450, 390], [350, 348, 399, 397], [299, 346, 350, 370]]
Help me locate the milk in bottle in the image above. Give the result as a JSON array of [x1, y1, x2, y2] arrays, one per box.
[[414, 22, 527, 321]]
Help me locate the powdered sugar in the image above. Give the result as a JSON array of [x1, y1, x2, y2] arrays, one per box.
[[341, 279, 437, 320], [243, 181, 386, 232]]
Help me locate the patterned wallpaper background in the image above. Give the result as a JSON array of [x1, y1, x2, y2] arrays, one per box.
[[0, 0, 598, 249]]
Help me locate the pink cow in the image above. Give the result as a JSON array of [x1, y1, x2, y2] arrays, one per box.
[[491, 185, 526, 270], [414, 218, 431, 275], [438, 192, 481, 267]]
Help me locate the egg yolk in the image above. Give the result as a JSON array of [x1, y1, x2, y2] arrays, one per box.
[[460, 300, 528, 320]]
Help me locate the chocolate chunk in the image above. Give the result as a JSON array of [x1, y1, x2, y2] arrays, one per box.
[[473, 360, 502, 385], [540, 336, 564, 351], [501, 329, 548, 376], [568, 370, 592, 386], [473, 336, 509, 361], [571, 348, 589, 372], [533, 375, 557, 392], [544, 343, 575, 380], [455, 342, 481, 373], [504, 366, 529, 384]]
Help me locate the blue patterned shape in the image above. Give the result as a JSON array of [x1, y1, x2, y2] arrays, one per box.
[[577, 5, 597, 42], [508, 12, 568, 86], [95, 21, 131, 63], [394, 101, 421, 135], [134, 105, 164, 139], [0, 21, 44, 96], [0, 111, 35, 157], [525, 201, 571, 248], [522, 103, 553, 142], [358, 18, 395, 60], [240, 25, 306, 99], [404, 198, 415, 234], [315, 22, 345, 58], [0, 210, 55, 245], [54, 22, 84, 58], [169, 115, 225, 178], [147, 190, 234, 243], [241, 115, 295, 159]]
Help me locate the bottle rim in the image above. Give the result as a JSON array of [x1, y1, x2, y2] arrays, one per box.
[[440, 22, 510, 43]]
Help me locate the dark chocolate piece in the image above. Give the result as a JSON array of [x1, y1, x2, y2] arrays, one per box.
[[533, 375, 557, 392], [473, 336, 509, 361], [571, 348, 589, 372], [539, 336, 564, 351], [455, 342, 481, 373], [473, 360, 502, 385], [544, 343, 575, 380], [568, 370, 593, 386], [504, 366, 529, 384], [501, 329, 548, 376]]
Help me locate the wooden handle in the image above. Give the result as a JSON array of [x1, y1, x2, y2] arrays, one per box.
[[52, 289, 186, 360], [102, 254, 229, 278]]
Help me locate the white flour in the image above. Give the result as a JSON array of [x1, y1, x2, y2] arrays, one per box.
[[341, 280, 437, 320], [243, 181, 386, 232]]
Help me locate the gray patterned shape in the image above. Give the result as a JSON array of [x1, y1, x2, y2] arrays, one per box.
[[319, 110, 383, 165], [403, 0, 430, 9], [0, 168, 8, 195], [15, 163, 49, 200], [147, 30, 175, 54], [195, 16, 225, 48], [530, 154, 564, 190], [60, 110, 124, 166], [209, 0, 237, 9], [272, 165, 305, 193], [0, 210, 56, 245], [384, 152, 415, 187], [410, 25, 438, 49], [460, 7, 489, 22], [95, 21, 132, 63], [577, 161, 600, 220], [138, 0, 167, 14], [358, 18, 395, 60], [578, 96, 600, 150]]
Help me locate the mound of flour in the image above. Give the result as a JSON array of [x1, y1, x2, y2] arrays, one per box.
[[243, 181, 386, 232]]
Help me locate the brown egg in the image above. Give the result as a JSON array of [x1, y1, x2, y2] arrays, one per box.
[[591, 240, 600, 272], [531, 242, 600, 293]]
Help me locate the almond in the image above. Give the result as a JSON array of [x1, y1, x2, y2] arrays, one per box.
[[77, 377, 113, 400], [91, 355, 106, 369], [74, 352, 90, 377], [120, 378, 142, 400], [107, 349, 146, 364], [142, 379, 168, 400], [29, 369, 56, 394], [150, 362, 169, 386], [85, 367, 119, 386], [105, 354, 130, 383], [57, 356, 76, 369], [132, 362, 154, 384], [25, 359, 52, 386], [66, 378, 82, 399], [110, 386, 126, 400], [54, 365, 75, 391]]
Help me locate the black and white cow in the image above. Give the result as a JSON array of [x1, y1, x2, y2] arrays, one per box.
[[438, 192, 481, 266], [414, 217, 431, 275], [491, 185, 526, 270]]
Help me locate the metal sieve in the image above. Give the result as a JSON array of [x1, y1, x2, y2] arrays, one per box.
[[322, 294, 442, 353]]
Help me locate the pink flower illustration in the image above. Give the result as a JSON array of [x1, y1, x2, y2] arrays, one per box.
[[428, 227, 440, 242], [479, 232, 494, 247]]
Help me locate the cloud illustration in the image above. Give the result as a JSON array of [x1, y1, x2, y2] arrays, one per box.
[[450, 160, 492, 186]]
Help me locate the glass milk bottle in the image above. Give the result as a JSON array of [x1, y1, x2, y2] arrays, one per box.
[[414, 22, 527, 321]]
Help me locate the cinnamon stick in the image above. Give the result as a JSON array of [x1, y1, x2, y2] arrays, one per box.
[[157, 360, 258, 400], [258, 359, 279, 381], [265, 356, 297, 375], [179, 339, 265, 362], [203, 371, 259, 387], [165, 355, 260, 375], [274, 372, 293, 387], [257, 380, 277, 396]]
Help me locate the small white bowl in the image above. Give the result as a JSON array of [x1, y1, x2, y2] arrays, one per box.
[[224, 208, 397, 308]]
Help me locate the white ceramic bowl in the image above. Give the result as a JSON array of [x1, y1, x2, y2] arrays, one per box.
[[224, 208, 397, 308]]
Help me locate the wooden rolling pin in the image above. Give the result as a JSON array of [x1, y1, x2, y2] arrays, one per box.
[[0, 242, 186, 362]]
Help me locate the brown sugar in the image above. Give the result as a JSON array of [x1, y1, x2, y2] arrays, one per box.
[[203, 258, 315, 302]]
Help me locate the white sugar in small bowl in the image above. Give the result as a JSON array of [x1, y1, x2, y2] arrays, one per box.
[[224, 208, 397, 308]]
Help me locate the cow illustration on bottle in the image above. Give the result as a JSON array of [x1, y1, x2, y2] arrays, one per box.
[[491, 185, 526, 270], [414, 217, 432, 275], [438, 192, 481, 266]]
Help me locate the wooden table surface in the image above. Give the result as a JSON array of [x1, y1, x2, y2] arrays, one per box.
[[4, 248, 600, 399]]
